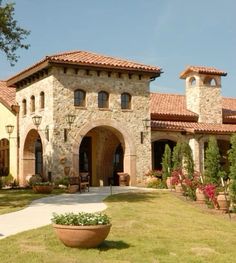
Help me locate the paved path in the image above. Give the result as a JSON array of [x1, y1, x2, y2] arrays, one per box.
[[0, 186, 150, 240]]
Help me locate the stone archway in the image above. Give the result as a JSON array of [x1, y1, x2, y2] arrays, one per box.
[[72, 119, 136, 185], [22, 129, 43, 185]]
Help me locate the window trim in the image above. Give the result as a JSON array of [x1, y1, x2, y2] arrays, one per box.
[[98, 91, 109, 109], [121, 92, 131, 110], [74, 89, 86, 107]]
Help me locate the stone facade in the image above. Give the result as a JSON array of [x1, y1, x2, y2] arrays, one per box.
[[185, 73, 222, 124], [16, 66, 152, 185]]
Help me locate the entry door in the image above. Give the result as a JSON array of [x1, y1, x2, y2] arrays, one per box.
[[79, 137, 92, 182], [35, 139, 43, 175], [113, 144, 124, 185]]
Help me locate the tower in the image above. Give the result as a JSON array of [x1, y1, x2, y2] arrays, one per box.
[[180, 66, 227, 124]]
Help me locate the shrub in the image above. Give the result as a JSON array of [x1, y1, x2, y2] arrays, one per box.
[[28, 174, 42, 186], [51, 212, 110, 226], [147, 177, 166, 189], [145, 170, 162, 178], [161, 144, 172, 181]]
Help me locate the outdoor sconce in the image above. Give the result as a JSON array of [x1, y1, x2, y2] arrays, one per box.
[[32, 115, 50, 141], [142, 118, 151, 129], [140, 118, 151, 144], [5, 124, 14, 136], [64, 114, 76, 142], [32, 115, 42, 129], [5, 124, 20, 147]]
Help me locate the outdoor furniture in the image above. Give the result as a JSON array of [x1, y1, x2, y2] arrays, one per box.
[[79, 172, 90, 192]]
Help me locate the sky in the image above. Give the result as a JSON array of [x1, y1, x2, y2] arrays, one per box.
[[0, 0, 236, 97]]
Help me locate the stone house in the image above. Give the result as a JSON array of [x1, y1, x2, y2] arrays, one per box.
[[2, 51, 236, 186]]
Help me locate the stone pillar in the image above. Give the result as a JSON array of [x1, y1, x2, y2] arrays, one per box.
[[189, 137, 201, 172]]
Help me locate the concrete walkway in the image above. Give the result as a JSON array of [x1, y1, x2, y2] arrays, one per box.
[[0, 186, 150, 240]]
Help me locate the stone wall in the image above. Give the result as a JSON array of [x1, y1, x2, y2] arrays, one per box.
[[16, 66, 152, 185]]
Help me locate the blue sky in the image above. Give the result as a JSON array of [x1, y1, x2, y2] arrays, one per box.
[[1, 0, 235, 97]]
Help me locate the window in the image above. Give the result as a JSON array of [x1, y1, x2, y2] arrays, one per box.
[[121, 93, 131, 109], [74, 89, 86, 107], [204, 77, 217, 86], [30, 96, 35, 113], [189, 77, 196, 86], [40, 92, 45, 109], [98, 91, 109, 108], [22, 99, 27, 115]]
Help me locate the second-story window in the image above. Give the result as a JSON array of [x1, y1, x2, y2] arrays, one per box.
[[121, 93, 131, 109], [74, 89, 86, 107], [22, 99, 27, 115], [40, 92, 45, 109], [98, 91, 109, 108], [30, 96, 35, 113]]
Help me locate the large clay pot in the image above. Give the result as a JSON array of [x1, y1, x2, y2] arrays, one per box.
[[166, 177, 173, 189], [53, 224, 112, 248], [33, 185, 53, 194], [175, 183, 183, 193], [196, 188, 205, 204], [217, 192, 230, 211]]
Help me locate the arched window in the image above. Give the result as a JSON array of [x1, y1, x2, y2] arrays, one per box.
[[30, 96, 35, 113], [98, 91, 109, 108], [204, 77, 217, 86], [74, 89, 86, 107], [121, 93, 131, 109], [22, 99, 27, 115], [40, 92, 45, 109], [189, 77, 196, 86]]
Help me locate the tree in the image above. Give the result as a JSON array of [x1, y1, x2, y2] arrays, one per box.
[[228, 133, 236, 204], [181, 142, 194, 179], [161, 144, 172, 181], [204, 136, 221, 184], [0, 0, 30, 65], [172, 142, 182, 170]]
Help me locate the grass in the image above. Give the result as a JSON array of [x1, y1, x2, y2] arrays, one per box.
[[0, 191, 236, 263], [0, 188, 64, 215]]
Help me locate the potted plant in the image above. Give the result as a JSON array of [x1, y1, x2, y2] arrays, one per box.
[[51, 212, 111, 248], [32, 181, 53, 194]]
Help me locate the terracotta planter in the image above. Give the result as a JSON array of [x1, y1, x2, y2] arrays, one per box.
[[196, 188, 205, 204], [68, 185, 79, 193], [33, 185, 53, 194], [166, 177, 173, 189], [53, 224, 112, 248], [217, 192, 230, 211], [175, 183, 183, 193]]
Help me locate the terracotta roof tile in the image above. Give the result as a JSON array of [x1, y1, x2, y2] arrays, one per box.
[[151, 93, 236, 124], [0, 81, 16, 108], [48, 50, 161, 72], [150, 93, 198, 121], [7, 50, 162, 85], [152, 120, 236, 134], [180, 65, 227, 79]]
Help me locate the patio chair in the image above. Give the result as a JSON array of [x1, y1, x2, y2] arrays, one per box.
[[79, 172, 90, 193]]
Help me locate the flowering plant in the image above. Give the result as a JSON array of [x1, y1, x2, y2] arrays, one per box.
[[170, 169, 183, 186], [51, 212, 110, 226], [203, 183, 219, 208], [145, 170, 162, 178]]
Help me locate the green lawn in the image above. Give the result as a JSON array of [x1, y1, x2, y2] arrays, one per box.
[[0, 188, 64, 215], [0, 191, 236, 263]]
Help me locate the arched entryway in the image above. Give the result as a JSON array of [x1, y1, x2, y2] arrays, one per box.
[[0, 138, 9, 176], [72, 119, 136, 186], [22, 129, 43, 183], [79, 126, 124, 186], [152, 139, 176, 170]]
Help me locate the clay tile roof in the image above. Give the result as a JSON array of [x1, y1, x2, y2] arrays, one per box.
[[180, 65, 227, 79], [7, 50, 162, 86], [0, 80, 16, 109], [150, 93, 198, 121], [48, 50, 162, 73], [151, 120, 236, 134]]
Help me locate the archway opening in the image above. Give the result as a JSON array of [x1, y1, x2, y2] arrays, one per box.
[[152, 139, 176, 170], [23, 129, 43, 183], [79, 126, 125, 186]]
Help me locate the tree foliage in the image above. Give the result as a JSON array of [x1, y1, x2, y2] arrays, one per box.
[[161, 144, 172, 180], [181, 142, 194, 179], [204, 136, 221, 184], [0, 0, 30, 65], [228, 133, 236, 203], [172, 142, 182, 170]]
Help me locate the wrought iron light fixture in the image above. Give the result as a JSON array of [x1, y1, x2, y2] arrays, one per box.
[[5, 124, 14, 135], [64, 114, 76, 142], [32, 115, 42, 129]]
